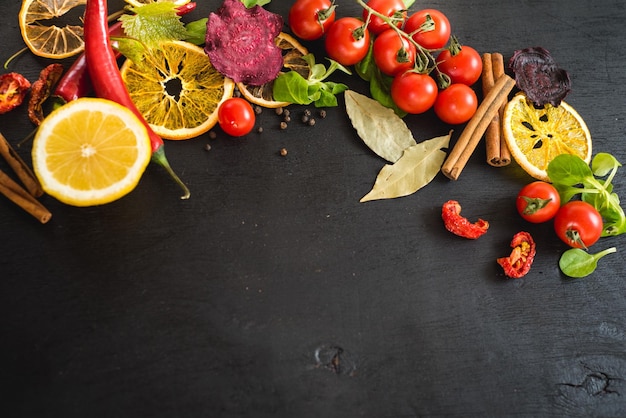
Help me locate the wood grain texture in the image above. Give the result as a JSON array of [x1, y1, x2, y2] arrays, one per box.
[[2, 0, 626, 417]]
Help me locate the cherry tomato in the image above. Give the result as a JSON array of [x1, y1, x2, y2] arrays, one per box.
[[404, 9, 451, 50], [288, 0, 336, 41], [218, 98, 255, 137], [554, 201, 603, 249], [362, 0, 407, 35], [324, 17, 371, 66], [433, 83, 477, 124], [437, 45, 483, 86], [372, 29, 416, 76], [516, 181, 561, 223], [390, 72, 438, 114]]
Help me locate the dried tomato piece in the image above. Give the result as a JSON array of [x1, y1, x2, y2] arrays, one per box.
[[442, 200, 489, 239], [28, 63, 64, 125], [497, 231, 536, 279], [0, 72, 31, 114]]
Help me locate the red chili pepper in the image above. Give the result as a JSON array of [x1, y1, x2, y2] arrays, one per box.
[[441, 200, 489, 239], [84, 0, 190, 199], [54, 3, 196, 103], [0, 73, 31, 114], [497, 231, 536, 279]]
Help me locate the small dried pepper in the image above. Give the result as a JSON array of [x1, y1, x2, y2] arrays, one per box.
[[0, 73, 31, 114], [28, 63, 64, 125], [441, 200, 489, 239], [497, 231, 536, 279]]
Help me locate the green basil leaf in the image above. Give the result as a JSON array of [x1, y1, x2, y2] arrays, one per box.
[[273, 71, 312, 105], [185, 18, 208, 45]]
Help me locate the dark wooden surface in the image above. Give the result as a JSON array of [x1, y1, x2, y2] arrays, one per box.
[[2, 0, 626, 417]]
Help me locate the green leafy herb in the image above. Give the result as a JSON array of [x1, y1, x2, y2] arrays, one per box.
[[119, 3, 187, 48], [344, 90, 415, 162], [184, 18, 208, 46], [403, 0, 416, 7], [360, 132, 452, 202], [273, 54, 351, 108], [241, 0, 271, 7], [559, 246, 617, 278], [547, 153, 626, 236]]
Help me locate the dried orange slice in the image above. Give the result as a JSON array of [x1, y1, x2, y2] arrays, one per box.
[[237, 32, 310, 108], [120, 41, 235, 140], [32, 98, 152, 207], [502, 92, 592, 181], [19, 0, 86, 59]]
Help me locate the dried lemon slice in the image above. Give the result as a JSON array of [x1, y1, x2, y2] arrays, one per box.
[[503, 92, 592, 181], [32, 98, 152, 207], [120, 41, 235, 140], [19, 0, 86, 59]]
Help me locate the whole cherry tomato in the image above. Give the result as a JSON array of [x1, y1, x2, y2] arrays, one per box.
[[554, 201, 603, 249], [433, 83, 477, 124], [404, 9, 451, 50], [288, 0, 336, 41], [390, 72, 438, 114], [324, 17, 371, 66], [218, 98, 255, 137], [362, 0, 407, 35], [516, 181, 561, 223], [372, 29, 416, 76], [437, 45, 483, 86]]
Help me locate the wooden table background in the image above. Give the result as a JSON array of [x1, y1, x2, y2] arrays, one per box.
[[2, 0, 626, 416]]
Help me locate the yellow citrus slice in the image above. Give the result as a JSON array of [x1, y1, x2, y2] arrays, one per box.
[[125, 0, 190, 7], [32, 98, 152, 207], [120, 41, 235, 140], [237, 32, 310, 108], [19, 0, 86, 59], [503, 92, 592, 182]]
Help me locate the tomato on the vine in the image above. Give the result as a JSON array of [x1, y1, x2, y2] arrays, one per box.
[[404, 9, 451, 50], [288, 0, 336, 41], [433, 83, 477, 124], [372, 29, 416, 76], [516, 181, 561, 223], [437, 45, 483, 86], [554, 201, 603, 249], [362, 0, 407, 35], [324, 17, 371, 66], [390, 72, 438, 114], [218, 98, 255, 137]]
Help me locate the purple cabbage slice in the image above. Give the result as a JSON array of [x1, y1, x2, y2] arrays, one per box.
[[509, 47, 571, 107], [204, 0, 284, 86]]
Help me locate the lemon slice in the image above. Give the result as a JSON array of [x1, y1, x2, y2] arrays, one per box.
[[32, 98, 152, 207], [237, 32, 310, 108], [19, 0, 86, 59], [120, 41, 235, 140], [503, 92, 592, 181], [125, 0, 190, 6]]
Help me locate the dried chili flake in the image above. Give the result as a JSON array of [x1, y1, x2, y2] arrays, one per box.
[[441, 200, 489, 239], [28, 64, 64, 126], [0, 72, 31, 114], [497, 231, 536, 279]]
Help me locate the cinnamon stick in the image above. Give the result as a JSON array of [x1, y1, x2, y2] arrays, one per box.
[[0, 169, 51, 223], [441, 73, 516, 180], [0, 132, 44, 197], [491, 53, 511, 166]]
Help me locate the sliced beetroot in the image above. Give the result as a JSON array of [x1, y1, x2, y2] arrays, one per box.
[[204, 0, 284, 86], [508, 46, 571, 107]]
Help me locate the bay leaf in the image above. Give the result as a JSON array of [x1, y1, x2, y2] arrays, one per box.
[[345, 90, 416, 163], [360, 132, 452, 202]]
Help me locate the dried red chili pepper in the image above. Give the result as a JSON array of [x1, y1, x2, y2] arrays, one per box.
[[28, 63, 64, 125], [497, 231, 536, 279], [442, 200, 489, 239], [0, 73, 31, 114]]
